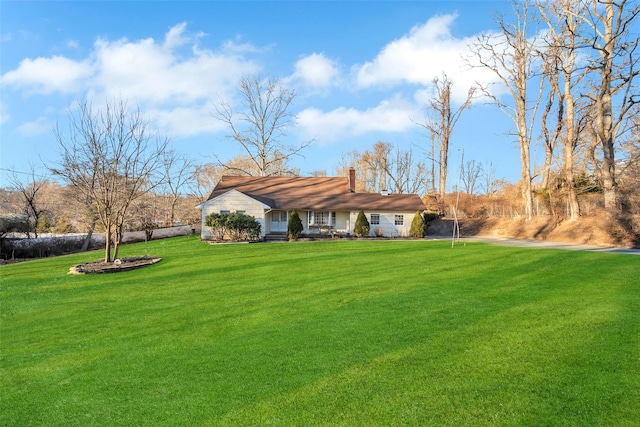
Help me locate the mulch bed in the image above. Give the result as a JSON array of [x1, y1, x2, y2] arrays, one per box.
[[69, 256, 162, 275]]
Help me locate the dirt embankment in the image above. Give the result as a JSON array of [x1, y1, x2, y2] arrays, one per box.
[[428, 213, 640, 249]]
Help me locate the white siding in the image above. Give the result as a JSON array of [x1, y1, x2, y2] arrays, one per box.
[[348, 211, 417, 237], [334, 211, 350, 233], [199, 190, 268, 239]]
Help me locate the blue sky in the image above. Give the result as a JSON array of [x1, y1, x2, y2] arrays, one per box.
[[1, 0, 524, 190]]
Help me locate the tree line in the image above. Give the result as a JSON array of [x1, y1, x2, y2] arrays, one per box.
[[2, 0, 638, 262]]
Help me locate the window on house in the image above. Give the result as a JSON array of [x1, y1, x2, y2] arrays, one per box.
[[315, 212, 328, 226], [394, 215, 404, 226], [220, 210, 230, 215], [309, 211, 335, 226], [236, 210, 245, 214], [370, 214, 380, 225]]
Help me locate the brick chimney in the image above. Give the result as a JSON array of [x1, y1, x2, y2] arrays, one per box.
[[348, 168, 356, 192]]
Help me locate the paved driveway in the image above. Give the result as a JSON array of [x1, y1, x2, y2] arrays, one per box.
[[429, 236, 640, 255]]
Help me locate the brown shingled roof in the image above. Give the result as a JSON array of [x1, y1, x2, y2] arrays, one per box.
[[207, 176, 426, 212]]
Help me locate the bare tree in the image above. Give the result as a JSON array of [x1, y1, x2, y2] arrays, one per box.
[[359, 142, 427, 194], [335, 150, 369, 192], [481, 161, 503, 195], [161, 151, 195, 227], [53, 98, 169, 263], [212, 75, 311, 177], [461, 160, 484, 194], [361, 142, 391, 192], [418, 73, 475, 198], [578, 0, 640, 211], [538, 0, 593, 220], [469, 0, 543, 221], [8, 165, 48, 238], [191, 163, 223, 203], [537, 50, 564, 191]]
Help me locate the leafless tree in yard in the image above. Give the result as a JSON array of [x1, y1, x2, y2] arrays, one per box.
[[212, 75, 311, 177], [616, 107, 640, 212], [191, 163, 223, 203], [538, 0, 594, 220], [469, 0, 544, 221], [357, 142, 428, 194], [480, 161, 504, 196], [537, 49, 564, 192], [576, 0, 640, 211], [461, 160, 484, 194], [53, 98, 169, 263], [417, 73, 475, 198], [161, 151, 195, 227], [8, 165, 48, 238]]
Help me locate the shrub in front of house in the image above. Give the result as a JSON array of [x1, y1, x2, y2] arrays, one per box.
[[287, 210, 303, 240], [409, 210, 427, 238], [205, 212, 261, 242], [354, 210, 370, 237]]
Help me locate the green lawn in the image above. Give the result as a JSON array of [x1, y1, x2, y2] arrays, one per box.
[[1, 236, 638, 426]]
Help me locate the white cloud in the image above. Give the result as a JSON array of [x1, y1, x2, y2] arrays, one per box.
[[163, 22, 190, 50], [1, 55, 93, 94], [290, 53, 339, 89], [17, 116, 51, 136], [354, 14, 495, 104], [1, 23, 260, 124], [91, 32, 259, 106], [297, 96, 419, 143], [147, 105, 225, 138]]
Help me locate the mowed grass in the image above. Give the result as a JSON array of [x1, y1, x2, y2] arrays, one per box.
[[1, 236, 638, 426]]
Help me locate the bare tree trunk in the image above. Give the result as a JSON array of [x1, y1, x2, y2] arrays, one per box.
[[430, 133, 436, 194], [104, 222, 112, 263], [439, 137, 448, 198], [81, 219, 95, 252], [517, 101, 534, 221], [563, 57, 580, 220], [113, 224, 123, 261]]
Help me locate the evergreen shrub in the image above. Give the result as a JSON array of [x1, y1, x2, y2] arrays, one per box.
[[287, 210, 303, 240], [409, 211, 427, 238], [205, 212, 261, 241], [354, 210, 370, 237]]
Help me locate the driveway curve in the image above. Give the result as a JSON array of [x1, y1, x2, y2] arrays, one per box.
[[428, 236, 640, 255]]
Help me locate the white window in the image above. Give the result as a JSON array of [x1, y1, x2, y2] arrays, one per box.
[[309, 211, 335, 226], [317, 212, 329, 225], [394, 215, 404, 226], [370, 214, 380, 225]]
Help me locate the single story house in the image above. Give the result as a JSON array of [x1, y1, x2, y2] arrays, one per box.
[[198, 169, 426, 240]]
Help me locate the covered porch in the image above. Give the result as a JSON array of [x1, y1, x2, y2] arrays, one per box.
[[265, 209, 350, 236]]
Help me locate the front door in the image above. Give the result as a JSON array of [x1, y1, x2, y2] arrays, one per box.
[[270, 211, 288, 232]]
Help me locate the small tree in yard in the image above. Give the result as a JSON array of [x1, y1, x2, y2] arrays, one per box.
[[409, 211, 427, 238], [53, 98, 169, 262], [287, 210, 303, 240], [353, 210, 370, 237]]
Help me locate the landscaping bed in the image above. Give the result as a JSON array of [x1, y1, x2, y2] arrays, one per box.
[[69, 255, 161, 274]]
